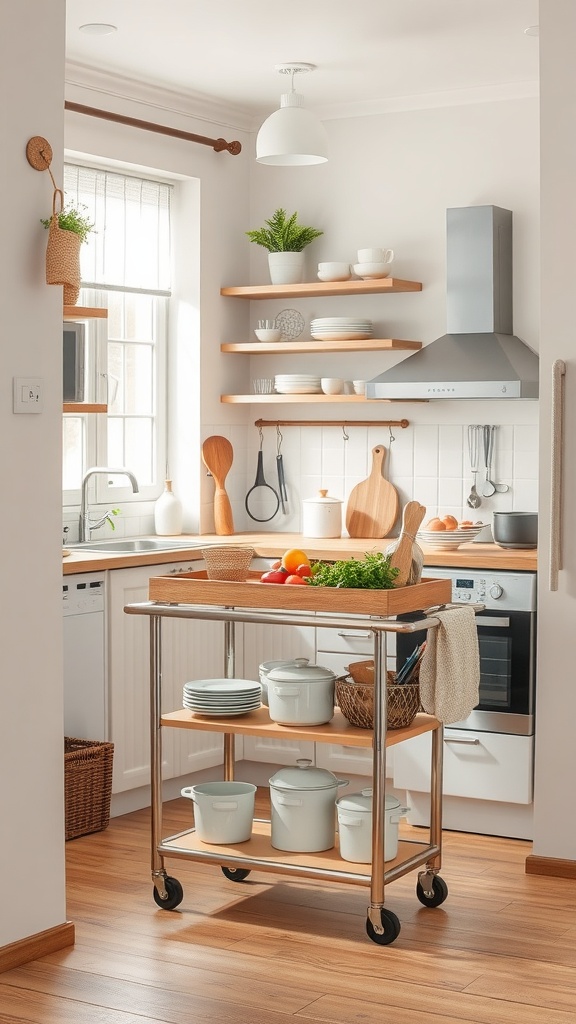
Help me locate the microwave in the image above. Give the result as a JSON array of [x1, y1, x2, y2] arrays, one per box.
[[63, 321, 85, 402]]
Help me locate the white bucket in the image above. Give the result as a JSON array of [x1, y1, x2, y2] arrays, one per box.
[[336, 789, 410, 863], [181, 781, 256, 844]]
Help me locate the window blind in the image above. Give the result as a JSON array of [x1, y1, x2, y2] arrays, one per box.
[[63, 164, 172, 293]]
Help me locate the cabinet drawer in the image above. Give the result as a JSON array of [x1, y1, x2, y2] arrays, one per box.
[[316, 625, 396, 657], [393, 730, 533, 804]]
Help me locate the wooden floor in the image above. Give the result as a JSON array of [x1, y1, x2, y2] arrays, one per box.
[[2, 792, 576, 1024]]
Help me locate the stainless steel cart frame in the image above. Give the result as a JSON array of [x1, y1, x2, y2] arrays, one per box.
[[125, 600, 464, 944]]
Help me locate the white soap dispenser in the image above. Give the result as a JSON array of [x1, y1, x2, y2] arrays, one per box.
[[154, 479, 183, 536]]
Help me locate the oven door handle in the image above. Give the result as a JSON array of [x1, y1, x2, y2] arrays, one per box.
[[476, 616, 510, 628]]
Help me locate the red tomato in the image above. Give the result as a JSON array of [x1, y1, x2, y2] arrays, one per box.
[[284, 574, 307, 585], [296, 563, 312, 578], [270, 559, 282, 570], [260, 570, 287, 584]]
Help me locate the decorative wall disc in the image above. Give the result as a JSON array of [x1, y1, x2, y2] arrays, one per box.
[[275, 308, 305, 341], [26, 136, 53, 171]]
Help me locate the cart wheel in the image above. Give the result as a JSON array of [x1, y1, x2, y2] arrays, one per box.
[[365, 907, 401, 945], [416, 875, 448, 908], [153, 875, 184, 910], [221, 866, 251, 882]]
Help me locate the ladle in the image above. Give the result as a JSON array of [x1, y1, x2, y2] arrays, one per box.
[[466, 425, 482, 509]]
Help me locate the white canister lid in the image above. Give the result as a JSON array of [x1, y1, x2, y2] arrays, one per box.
[[267, 657, 335, 685], [303, 489, 343, 505], [269, 759, 340, 791], [336, 788, 401, 813]]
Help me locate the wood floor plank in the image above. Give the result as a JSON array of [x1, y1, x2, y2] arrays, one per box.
[[2, 794, 576, 1024]]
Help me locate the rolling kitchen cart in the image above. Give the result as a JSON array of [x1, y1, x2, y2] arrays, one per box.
[[126, 571, 456, 945]]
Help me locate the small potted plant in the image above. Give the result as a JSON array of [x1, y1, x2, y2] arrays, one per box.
[[41, 192, 95, 305], [246, 208, 323, 284]]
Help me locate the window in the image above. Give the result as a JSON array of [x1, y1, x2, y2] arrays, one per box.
[[62, 164, 172, 507]]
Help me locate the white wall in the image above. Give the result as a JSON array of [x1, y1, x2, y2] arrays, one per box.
[[533, 1, 576, 860], [0, 2, 68, 945]]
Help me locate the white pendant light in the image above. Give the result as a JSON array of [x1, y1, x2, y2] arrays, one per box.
[[256, 63, 328, 166]]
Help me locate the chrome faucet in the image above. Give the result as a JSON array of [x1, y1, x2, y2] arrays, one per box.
[[79, 467, 139, 542]]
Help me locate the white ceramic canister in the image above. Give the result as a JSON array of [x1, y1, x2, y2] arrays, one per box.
[[336, 788, 410, 863], [154, 479, 183, 536], [181, 781, 256, 844], [302, 489, 343, 538], [267, 657, 336, 726], [269, 759, 348, 852]]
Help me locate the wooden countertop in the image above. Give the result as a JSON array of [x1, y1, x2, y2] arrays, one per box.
[[63, 532, 537, 574]]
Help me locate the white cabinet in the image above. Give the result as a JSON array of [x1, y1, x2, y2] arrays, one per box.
[[242, 618, 316, 765], [393, 729, 534, 805], [108, 563, 223, 793], [315, 616, 396, 777]]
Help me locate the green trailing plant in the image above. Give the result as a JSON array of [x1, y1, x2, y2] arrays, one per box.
[[246, 208, 323, 252], [41, 203, 95, 243]]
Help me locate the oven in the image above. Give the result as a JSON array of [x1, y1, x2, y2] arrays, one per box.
[[397, 568, 536, 736]]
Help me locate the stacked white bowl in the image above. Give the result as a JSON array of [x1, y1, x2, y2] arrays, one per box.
[[275, 374, 322, 394], [310, 317, 373, 341], [352, 247, 394, 280]]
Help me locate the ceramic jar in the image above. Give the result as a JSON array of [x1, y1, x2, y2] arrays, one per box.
[[302, 489, 343, 538]]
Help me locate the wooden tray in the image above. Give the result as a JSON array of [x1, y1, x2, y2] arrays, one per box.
[[148, 570, 451, 616]]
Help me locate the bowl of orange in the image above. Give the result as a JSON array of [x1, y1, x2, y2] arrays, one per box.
[[417, 516, 487, 550]]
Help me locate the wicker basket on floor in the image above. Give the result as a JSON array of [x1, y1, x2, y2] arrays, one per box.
[[64, 738, 114, 841], [336, 672, 420, 730]]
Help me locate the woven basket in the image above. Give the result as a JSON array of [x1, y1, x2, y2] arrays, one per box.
[[336, 673, 420, 730], [45, 188, 81, 305], [64, 737, 114, 841], [201, 545, 254, 581]]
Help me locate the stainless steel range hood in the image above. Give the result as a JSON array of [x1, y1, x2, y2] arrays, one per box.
[[366, 205, 539, 400]]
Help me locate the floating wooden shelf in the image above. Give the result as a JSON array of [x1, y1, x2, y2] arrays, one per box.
[[220, 278, 422, 299], [63, 403, 108, 413], [63, 306, 108, 321], [221, 338, 422, 354]]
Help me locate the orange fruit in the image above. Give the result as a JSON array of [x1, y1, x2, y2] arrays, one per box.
[[285, 574, 307, 585], [281, 548, 309, 574], [425, 517, 446, 531], [442, 515, 458, 531]]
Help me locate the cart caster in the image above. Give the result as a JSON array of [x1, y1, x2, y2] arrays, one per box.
[[153, 875, 184, 910], [365, 907, 401, 945], [416, 874, 448, 908], [221, 866, 251, 882]]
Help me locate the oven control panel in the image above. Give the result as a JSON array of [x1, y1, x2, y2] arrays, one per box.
[[423, 567, 536, 612]]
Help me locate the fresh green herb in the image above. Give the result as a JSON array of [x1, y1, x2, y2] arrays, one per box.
[[41, 203, 95, 243], [105, 509, 121, 531], [307, 553, 399, 590]]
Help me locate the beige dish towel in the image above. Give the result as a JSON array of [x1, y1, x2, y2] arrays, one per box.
[[419, 607, 480, 724]]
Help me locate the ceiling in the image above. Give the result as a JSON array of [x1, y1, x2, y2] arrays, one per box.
[[65, 0, 540, 129]]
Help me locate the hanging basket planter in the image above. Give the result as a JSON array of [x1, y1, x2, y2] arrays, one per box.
[[45, 188, 82, 305]]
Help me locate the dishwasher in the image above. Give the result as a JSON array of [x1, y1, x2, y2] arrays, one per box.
[[63, 572, 107, 740]]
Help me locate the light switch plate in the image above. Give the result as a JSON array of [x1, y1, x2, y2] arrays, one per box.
[[13, 377, 44, 413]]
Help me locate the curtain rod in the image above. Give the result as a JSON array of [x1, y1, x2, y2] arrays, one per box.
[[64, 101, 242, 156]]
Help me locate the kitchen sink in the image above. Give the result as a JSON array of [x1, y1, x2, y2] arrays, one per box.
[[71, 538, 204, 553]]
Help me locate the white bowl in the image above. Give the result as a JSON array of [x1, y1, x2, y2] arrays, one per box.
[[357, 247, 393, 263], [417, 524, 487, 549], [352, 261, 393, 280], [317, 261, 351, 282], [255, 328, 283, 342], [321, 378, 344, 395]]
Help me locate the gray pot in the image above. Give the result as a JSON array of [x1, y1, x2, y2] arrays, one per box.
[[269, 759, 348, 852], [492, 511, 538, 549]]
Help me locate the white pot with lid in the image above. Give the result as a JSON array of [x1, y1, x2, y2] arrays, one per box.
[[336, 788, 410, 863], [302, 489, 343, 538], [258, 658, 299, 707], [267, 657, 337, 726], [269, 759, 348, 852]]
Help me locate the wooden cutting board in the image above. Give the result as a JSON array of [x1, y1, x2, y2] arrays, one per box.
[[201, 435, 234, 535], [345, 444, 399, 538]]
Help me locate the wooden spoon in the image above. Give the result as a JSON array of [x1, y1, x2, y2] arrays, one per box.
[[387, 501, 426, 587], [201, 436, 234, 535]]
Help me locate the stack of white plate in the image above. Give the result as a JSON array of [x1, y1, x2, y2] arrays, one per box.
[[183, 678, 261, 716], [310, 317, 373, 341], [275, 374, 322, 394]]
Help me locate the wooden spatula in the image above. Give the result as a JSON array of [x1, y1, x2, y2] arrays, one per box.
[[387, 501, 426, 586], [345, 444, 399, 538], [201, 436, 234, 535]]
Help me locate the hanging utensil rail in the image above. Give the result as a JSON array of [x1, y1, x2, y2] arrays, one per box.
[[254, 418, 410, 429]]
